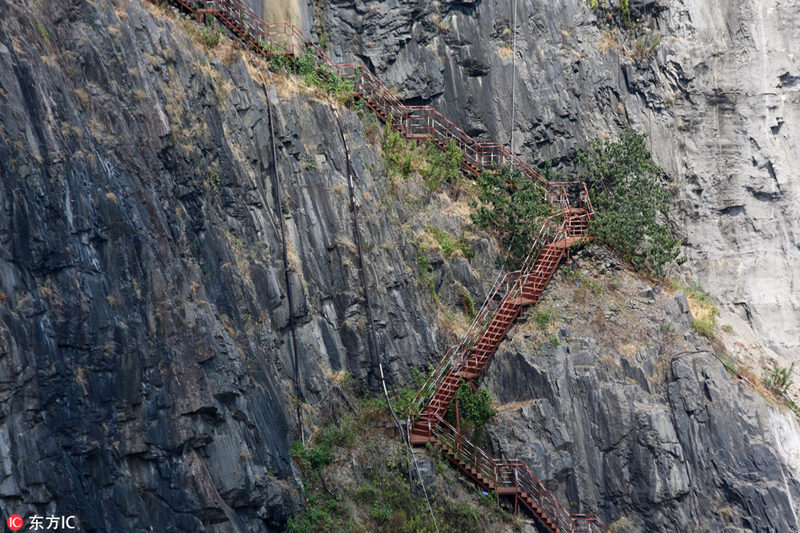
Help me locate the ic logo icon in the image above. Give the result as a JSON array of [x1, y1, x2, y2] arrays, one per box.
[[6, 515, 23, 531]]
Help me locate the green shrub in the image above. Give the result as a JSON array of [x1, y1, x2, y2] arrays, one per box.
[[422, 139, 462, 191], [381, 125, 463, 191], [682, 282, 718, 337], [290, 415, 362, 473], [426, 226, 474, 259], [691, 315, 717, 337], [382, 119, 418, 179], [290, 440, 332, 472], [446, 383, 495, 429], [577, 130, 682, 275], [198, 25, 222, 48], [265, 46, 354, 103], [471, 165, 551, 268], [38, 22, 49, 44], [355, 483, 379, 504], [764, 363, 795, 396], [530, 306, 558, 330], [415, 242, 439, 301], [460, 291, 476, 318], [286, 492, 348, 532], [370, 502, 393, 523], [631, 31, 662, 60], [389, 385, 420, 416], [619, 0, 632, 27]]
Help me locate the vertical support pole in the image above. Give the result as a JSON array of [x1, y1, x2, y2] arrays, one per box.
[[455, 398, 461, 456]]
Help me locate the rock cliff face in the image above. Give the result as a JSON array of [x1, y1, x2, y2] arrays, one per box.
[[0, 0, 486, 529], [1, 0, 799, 532], [482, 249, 800, 531], [322, 0, 800, 357]]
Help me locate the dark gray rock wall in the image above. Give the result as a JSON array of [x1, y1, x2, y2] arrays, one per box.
[[1, 0, 798, 532], [0, 0, 489, 530]]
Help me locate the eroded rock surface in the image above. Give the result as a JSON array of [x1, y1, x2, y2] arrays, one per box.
[[0, 1, 493, 529], [1, 0, 799, 531]]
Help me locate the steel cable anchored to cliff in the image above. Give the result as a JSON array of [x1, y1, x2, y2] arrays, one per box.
[[332, 103, 440, 533]]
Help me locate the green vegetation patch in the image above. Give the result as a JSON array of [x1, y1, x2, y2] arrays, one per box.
[[287, 375, 519, 533], [445, 383, 496, 446], [265, 46, 355, 104], [764, 363, 795, 396], [529, 306, 558, 330], [673, 281, 718, 338], [423, 139, 463, 192], [577, 130, 682, 275], [414, 242, 438, 302], [381, 122, 464, 192], [471, 165, 551, 269], [426, 226, 474, 259]]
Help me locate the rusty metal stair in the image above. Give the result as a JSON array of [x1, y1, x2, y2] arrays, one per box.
[[429, 413, 607, 532]]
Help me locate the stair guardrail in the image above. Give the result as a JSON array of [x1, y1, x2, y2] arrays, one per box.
[[170, 0, 584, 207], [432, 415, 607, 533], [407, 214, 567, 425]]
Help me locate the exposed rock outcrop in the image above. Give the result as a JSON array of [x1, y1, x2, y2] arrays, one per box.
[[482, 248, 800, 531], [0, 0, 489, 529]]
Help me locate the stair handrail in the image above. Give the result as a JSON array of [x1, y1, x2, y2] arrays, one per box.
[[408, 344, 461, 421], [431, 414, 497, 486], [406, 262, 514, 420], [453, 213, 567, 360], [408, 213, 569, 424], [176, 1, 586, 208], [431, 415, 607, 532], [459, 213, 560, 347]]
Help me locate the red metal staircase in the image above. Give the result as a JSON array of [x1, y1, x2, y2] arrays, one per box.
[[431, 413, 607, 533], [155, 1, 607, 530], [406, 214, 606, 532]]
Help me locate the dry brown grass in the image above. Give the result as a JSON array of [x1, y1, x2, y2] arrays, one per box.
[[74, 88, 90, 106], [686, 293, 714, 324], [74, 366, 89, 395], [619, 342, 638, 358], [598, 30, 620, 54], [498, 46, 514, 58], [495, 398, 537, 413]]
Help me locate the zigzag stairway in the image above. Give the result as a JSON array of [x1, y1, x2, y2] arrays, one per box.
[[158, 1, 607, 530]]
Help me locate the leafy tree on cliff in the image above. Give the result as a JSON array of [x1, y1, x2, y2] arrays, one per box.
[[578, 130, 682, 275]]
